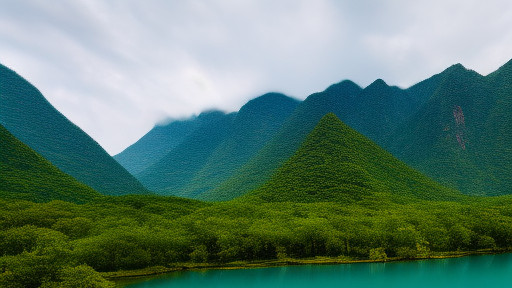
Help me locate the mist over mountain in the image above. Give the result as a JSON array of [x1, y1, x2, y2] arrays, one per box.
[[132, 93, 300, 197], [114, 111, 228, 175], [205, 59, 512, 200]]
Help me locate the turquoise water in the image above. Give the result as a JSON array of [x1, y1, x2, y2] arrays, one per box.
[[124, 253, 512, 288]]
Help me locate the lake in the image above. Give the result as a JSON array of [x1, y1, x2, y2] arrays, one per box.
[[122, 253, 512, 288]]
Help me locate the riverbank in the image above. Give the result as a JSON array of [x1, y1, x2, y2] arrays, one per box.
[[105, 248, 510, 284]]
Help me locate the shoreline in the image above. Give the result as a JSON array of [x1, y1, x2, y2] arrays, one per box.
[[105, 248, 510, 284]]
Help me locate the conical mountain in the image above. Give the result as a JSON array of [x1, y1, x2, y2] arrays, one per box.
[[0, 64, 147, 195], [206, 81, 362, 201], [247, 113, 459, 203], [387, 61, 512, 195], [114, 111, 226, 175], [0, 124, 99, 203], [209, 76, 436, 201]]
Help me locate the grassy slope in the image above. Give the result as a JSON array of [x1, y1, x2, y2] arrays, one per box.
[[246, 113, 460, 203], [0, 124, 99, 203], [0, 64, 147, 195]]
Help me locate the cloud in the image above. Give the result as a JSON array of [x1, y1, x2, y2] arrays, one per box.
[[1, 0, 511, 154]]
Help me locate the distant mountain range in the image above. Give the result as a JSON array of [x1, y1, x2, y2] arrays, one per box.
[[114, 111, 229, 176], [1, 58, 510, 203], [126, 93, 300, 198], [0, 64, 147, 195], [117, 59, 511, 200]]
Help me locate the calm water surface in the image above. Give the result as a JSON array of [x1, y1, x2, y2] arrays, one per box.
[[123, 253, 512, 288]]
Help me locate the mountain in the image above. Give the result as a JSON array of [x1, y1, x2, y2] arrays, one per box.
[[136, 93, 300, 197], [136, 111, 237, 194], [481, 59, 512, 195], [246, 113, 459, 203], [387, 61, 512, 195], [209, 77, 432, 201], [0, 124, 99, 203], [207, 60, 512, 200], [114, 112, 224, 175], [183, 93, 300, 199], [206, 81, 363, 201], [0, 64, 147, 195]]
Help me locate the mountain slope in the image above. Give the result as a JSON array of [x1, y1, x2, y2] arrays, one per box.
[[182, 93, 300, 199], [481, 59, 512, 195], [210, 61, 512, 200], [205, 81, 363, 201], [0, 64, 147, 195], [387, 62, 512, 195], [0, 124, 99, 203], [135, 93, 299, 198], [137, 111, 237, 194], [114, 112, 224, 175], [210, 77, 434, 201], [247, 113, 459, 203]]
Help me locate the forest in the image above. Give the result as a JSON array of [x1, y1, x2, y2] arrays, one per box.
[[1, 194, 511, 287]]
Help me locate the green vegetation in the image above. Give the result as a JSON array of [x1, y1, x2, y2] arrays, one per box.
[[1, 59, 511, 287], [137, 111, 237, 194], [210, 78, 438, 201], [114, 111, 229, 175], [185, 93, 299, 199], [0, 124, 99, 203], [135, 93, 299, 198], [2, 113, 511, 287], [247, 114, 459, 203], [0, 64, 147, 195], [0, 194, 510, 287], [388, 60, 512, 196]]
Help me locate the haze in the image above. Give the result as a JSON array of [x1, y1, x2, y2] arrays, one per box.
[[1, 0, 511, 154]]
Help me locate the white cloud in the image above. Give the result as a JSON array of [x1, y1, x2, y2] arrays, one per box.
[[1, 0, 511, 154]]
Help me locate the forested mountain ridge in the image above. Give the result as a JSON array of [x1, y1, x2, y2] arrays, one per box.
[[0, 124, 99, 203], [210, 76, 431, 201], [386, 60, 512, 195], [246, 113, 460, 203], [132, 93, 299, 198], [186, 93, 300, 199], [207, 59, 512, 200], [114, 111, 230, 175], [0, 64, 148, 195], [136, 111, 237, 193]]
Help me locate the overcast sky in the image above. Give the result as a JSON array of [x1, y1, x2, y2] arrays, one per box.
[[1, 0, 511, 155]]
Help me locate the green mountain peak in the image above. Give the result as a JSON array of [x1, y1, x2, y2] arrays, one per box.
[[247, 113, 459, 203]]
